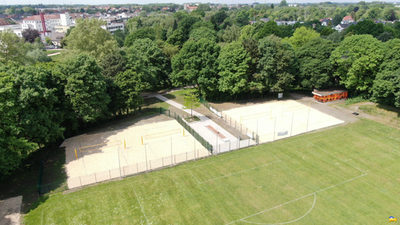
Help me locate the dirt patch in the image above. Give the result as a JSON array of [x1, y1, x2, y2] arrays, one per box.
[[0, 196, 22, 225], [338, 102, 400, 129]]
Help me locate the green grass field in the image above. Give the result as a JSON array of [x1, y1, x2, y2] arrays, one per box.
[[24, 119, 400, 224]]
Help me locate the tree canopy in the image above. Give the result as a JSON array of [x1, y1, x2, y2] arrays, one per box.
[[331, 35, 384, 94], [171, 38, 220, 98]]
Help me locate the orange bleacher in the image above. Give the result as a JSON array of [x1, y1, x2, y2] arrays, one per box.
[[312, 89, 348, 103]]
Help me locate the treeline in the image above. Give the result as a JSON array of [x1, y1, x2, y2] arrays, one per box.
[[1, 8, 400, 178]]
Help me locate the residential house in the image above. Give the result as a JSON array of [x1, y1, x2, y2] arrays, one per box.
[[320, 18, 332, 26], [341, 15, 354, 24]]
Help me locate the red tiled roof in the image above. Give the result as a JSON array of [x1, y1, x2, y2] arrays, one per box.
[[0, 18, 11, 26], [342, 16, 353, 21], [23, 14, 60, 21]]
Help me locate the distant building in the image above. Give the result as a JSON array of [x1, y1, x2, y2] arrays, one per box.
[[22, 14, 60, 33], [101, 22, 124, 33], [22, 13, 74, 33], [341, 15, 354, 24], [260, 18, 270, 23], [184, 4, 198, 12], [0, 18, 22, 37], [320, 18, 332, 26], [334, 23, 351, 32], [275, 20, 298, 26]]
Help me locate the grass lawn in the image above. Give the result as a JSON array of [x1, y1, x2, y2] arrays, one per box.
[[164, 88, 200, 109], [46, 49, 63, 55], [24, 119, 400, 224], [337, 100, 400, 129]]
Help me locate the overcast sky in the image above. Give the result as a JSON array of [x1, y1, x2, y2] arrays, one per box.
[[0, 0, 398, 5]]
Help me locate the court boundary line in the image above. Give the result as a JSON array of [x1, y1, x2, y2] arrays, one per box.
[[226, 172, 368, 225]]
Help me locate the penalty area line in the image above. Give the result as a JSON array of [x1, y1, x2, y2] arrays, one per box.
[[226, 172, 367, 225], [241, 193, 317, 225]]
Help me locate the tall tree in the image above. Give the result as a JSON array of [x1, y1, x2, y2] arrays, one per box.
[[331, 35, 384, 94], [0, 31, 29, 64], [211, 10, 228, 30], [256, 35, 297, 93], [286, 26, 320, 49], [0, 66, 38, 177], [114, 70, 143, 113], [22, 28, 40, 43], [124, 27, 156, 47], [8, 64, 65, 146], [346, 20, 384, 37], [296, 38, 337, 89], [124, 38, 170, 90], [62, 54, 110, 122], [171, 38, 220, 98], [222, 24, 240, 43], [189, 27, 217, 42], [372, 39, 400, 107], [218, 41, 251, 96], [65, 19, 116, 58]]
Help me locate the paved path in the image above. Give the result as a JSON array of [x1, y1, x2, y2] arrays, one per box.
[[155, 94, 240, 152], [47, 52, 61, 57], [0, 196, 22, 225]]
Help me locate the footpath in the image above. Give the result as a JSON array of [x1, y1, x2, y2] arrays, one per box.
[[154, 94, 243, 153]]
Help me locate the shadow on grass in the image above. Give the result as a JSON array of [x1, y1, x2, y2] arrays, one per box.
[[376, 104, 400, 118], [0, 145, 67, 213], [163, 93, 176, 100]]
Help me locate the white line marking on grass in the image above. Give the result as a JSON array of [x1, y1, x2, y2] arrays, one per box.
[[240, 193, 317, 225], [189, 170, 202, 184], [133, 190, 150, 225], [226, 173, 367, 225], [198, 160, 281, 184]]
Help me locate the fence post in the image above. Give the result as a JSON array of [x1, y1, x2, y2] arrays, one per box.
[[290, 112, 294, 137], [162, 157, 164, 167], [94, 173, 97, 183], [170, 137, 173, 165]]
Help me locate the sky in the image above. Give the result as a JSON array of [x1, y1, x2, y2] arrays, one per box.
[[0, 0, 398, 5]]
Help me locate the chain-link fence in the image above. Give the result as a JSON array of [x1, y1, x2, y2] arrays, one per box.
[[220, 112, 259, 144], [67, 148, 212, 189], [64, 106, 264, 189], [160, 108, 213, 153]]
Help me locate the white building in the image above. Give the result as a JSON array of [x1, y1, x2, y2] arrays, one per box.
[[101, 22, 125, 33], [22, 13, 74, 33], [0, 19, 23, 37]]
